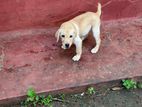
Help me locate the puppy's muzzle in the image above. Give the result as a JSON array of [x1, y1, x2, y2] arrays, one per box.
[[65, 43, 69, 49]]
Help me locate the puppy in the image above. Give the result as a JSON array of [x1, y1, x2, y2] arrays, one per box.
[[55, 3, 101, 61]]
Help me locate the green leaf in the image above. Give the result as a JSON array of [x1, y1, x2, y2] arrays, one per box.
[[41, 95, 53, 106], [39, 95, 45, 99], [26, 97, 34, 102], [27, 88, 36, 97], [59, 94, 65, 101], [33, 102, 36, 107], [35, 96, 39, 101], [137, 82, 142, 89], [87, 87, 96, 95], [122, 79, 137, 90]]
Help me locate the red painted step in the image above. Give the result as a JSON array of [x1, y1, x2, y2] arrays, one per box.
[[0, 18, 142, 103]]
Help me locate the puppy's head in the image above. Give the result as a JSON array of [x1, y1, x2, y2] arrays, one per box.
[[55, 22, 76, 49]]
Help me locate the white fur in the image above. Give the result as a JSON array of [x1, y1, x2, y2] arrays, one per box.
[[55, 3, 102, 61]]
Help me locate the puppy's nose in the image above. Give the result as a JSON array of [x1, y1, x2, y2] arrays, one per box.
[[65, 44, 69, 48]]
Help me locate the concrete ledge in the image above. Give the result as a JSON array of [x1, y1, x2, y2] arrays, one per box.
[[0, 18, 142, 104]]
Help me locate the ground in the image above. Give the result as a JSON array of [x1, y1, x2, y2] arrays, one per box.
[[2, 88, 142, 107], [53, 89, 142, 107]]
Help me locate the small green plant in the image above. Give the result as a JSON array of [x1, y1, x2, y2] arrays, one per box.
[[86, 87, 96, 95], [22, 88, 67, 107], [21, 88, 38, 107], [137, 82, 142, 89], [58, 94, 65, 101], [122, 79, 137, 90], [40, 95, 53, 107], [21, 88, 53, 107]]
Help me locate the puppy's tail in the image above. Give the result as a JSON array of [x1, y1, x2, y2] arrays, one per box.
[[97, 3, 101, 16]]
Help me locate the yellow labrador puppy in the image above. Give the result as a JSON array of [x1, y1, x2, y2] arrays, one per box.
[[55, 3, 101, 61]]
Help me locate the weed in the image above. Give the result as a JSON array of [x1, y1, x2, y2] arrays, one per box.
[[40, 95, 53, 107], [86, 87, 96, 95], [137, 82, 142, 89], [21, 88, 53, 107], [58, 94, 65, 101], [122, 79, 137, 90], [22, 88, 67, 107]]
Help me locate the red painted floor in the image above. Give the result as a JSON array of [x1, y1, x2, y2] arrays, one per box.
[[0, 18, 142, 103]]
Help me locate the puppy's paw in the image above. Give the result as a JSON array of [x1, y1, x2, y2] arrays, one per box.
[[91, 47, 99, 54], [72, 55, 81, 61]]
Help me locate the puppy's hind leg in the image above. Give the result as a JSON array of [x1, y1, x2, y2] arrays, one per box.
[[91, 24, 101, 54]]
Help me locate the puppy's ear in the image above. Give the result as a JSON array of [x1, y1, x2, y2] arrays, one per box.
[[71, 22, 79, 37], [73, 31, 77, 37], [55, 29, 61, 42]]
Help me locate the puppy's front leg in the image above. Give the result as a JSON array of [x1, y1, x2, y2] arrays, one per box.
[[72, 37, 82, 61]]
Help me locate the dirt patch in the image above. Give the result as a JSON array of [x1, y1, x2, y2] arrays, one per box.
[[2, 89, 142, 107]]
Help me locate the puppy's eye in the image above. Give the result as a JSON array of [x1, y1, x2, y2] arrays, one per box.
[[70, 35, 73, 38], [61, 35, 65, 38]]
